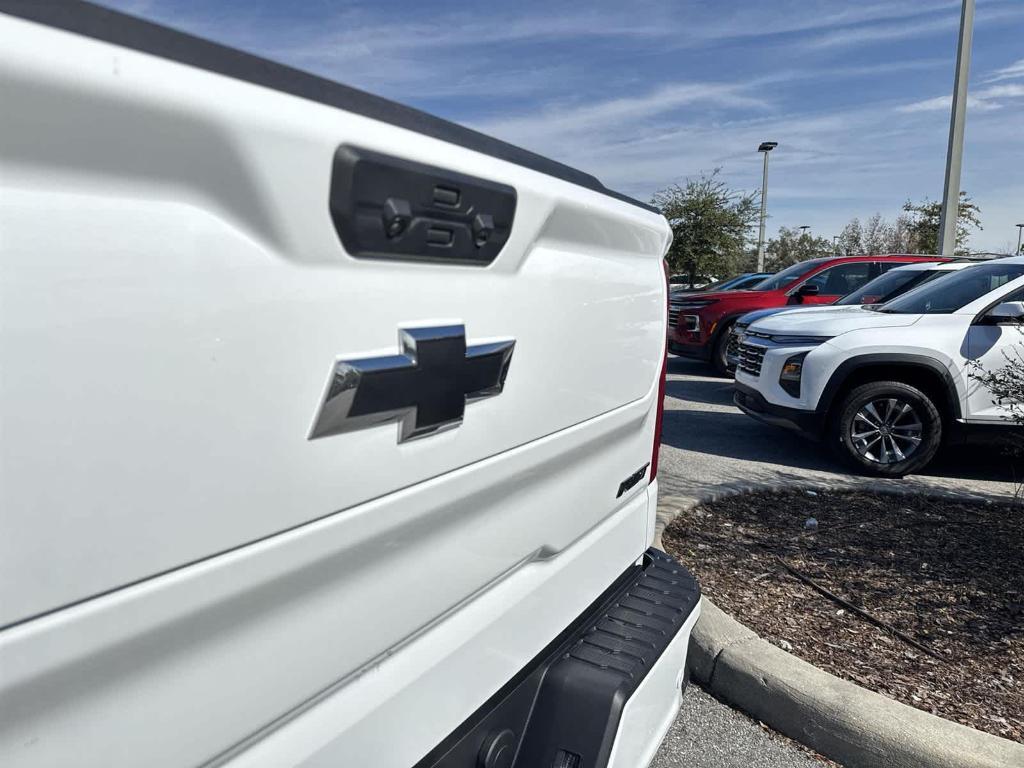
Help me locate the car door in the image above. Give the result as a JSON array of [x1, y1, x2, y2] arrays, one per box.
[[794, 261, 876, 305], [965, 284, 1024, 422]]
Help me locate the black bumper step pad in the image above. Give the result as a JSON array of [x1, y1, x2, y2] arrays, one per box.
[[415, 548, 701, 768]]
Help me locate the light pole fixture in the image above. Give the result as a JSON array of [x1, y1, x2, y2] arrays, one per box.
[[937, 0, 975, 256], [799, 225, 811, 239], [1017, 223, 1023, 255], [756, 141, 778, 272]]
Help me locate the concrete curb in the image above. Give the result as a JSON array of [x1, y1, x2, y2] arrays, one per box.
[[690, 600, 1024, 768], [661, 482, 1024, 768]]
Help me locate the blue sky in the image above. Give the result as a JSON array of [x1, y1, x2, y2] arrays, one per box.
[[102, 0, 1024, 252]]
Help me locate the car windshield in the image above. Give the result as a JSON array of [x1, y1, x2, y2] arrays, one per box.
[[695, 276, 733, 292], [754, 258, 831, 291], [731, 274, 769, 290], [878, 262, 1024, 314], [836, 268, 928, 306]]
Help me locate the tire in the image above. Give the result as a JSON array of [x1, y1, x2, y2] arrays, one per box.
[[711, 321, 735, 377], [830, 381, 942, 477]]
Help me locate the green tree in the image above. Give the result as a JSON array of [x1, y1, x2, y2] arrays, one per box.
[[902, 192, 982, 255], [765, 226, 832, 269], [651, 170, 759, 285], [837, 213, 914, 255]]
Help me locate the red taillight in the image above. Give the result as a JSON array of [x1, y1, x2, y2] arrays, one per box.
[[651, 260, 669, 483], [650, 351, 667, 483]]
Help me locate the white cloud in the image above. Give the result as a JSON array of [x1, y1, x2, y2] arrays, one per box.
[[669, 1, 960, 46], [470, 82, 766, 150], [806, 12, 957, 49], [985, 58, 1024, 83], [804, 2, 1024, 50], [897, 83, 1024, 113]]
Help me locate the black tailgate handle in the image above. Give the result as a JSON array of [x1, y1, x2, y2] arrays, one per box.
[[329, 146, 517, 266]]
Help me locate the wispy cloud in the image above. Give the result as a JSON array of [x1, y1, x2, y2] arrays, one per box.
[[804, 1, 1024, 50], [471, 82, 766, 150], [985, 58, 1024, 83], [807, 12, 957, 49], [897, 83, 1024, 113], [665, 1, 960, 47]]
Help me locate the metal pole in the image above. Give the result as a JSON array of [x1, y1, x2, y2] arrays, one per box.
[[757, 151, 769, 272], [1017, 224, 1023, 255], [833, 235, 839, 256], [937, 0, 975, 256]]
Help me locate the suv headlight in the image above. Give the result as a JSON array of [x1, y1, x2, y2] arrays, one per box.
[[779, 352, 808, 397]]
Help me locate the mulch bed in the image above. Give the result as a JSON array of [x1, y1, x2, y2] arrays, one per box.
[[663, 488, 1024, 743]]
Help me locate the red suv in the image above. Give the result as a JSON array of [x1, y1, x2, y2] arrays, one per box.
[[668, 254, 945, 374]]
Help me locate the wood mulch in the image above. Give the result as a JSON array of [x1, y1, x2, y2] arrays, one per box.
[[663, 488, 1024, 743]]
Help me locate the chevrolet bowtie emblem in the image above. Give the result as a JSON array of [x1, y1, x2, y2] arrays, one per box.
[[309, 325, 515, 443]]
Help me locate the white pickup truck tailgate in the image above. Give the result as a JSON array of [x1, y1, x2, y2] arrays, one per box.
[[0, 4, 670, 767]]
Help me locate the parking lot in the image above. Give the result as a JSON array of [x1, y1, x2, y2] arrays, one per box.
[[651, 354, 1017, 767], [657, 356, 1016, 510]]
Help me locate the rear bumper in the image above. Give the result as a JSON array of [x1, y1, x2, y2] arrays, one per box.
[[733, 382, 825, 440], [416, 549, 702, 768]]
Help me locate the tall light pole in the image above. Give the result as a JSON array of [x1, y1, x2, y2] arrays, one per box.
[[937, 0, 975, 256], [756, 141, 778, 272], [799, 225, 811, 239], [1017, 223, 1023, 255], [833, 235, 840, 256]]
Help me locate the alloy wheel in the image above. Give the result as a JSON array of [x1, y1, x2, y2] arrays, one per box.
[[850, 398, 924, 464]]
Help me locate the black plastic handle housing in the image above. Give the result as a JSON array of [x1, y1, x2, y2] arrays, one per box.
[[329, 146, 517, 266]]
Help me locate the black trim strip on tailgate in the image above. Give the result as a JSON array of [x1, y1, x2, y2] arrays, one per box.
[[413, 548, 701, 768], [0, 0, 658, 214]]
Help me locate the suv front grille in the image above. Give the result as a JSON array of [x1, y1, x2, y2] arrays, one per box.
[[737, 342, 766, 377], [726, 327, 745, 359], [668, 304, 681, 329]]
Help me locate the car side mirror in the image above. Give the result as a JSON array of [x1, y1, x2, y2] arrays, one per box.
[[986, 301, 1024, 323], [797, 284, 820, 297]]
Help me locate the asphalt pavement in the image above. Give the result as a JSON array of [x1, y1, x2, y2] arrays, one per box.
[[650, 355, 1016, 767], [653, 686, 823, 768], [656, 356, 1015, 511]]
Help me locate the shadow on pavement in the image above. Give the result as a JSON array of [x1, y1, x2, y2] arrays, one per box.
[[924, 445, 1021, 484], [661, 408, 834, 472], [665, 378, 736, 407], [667, 356, 723, 379], [663, 391, 1020, 485]]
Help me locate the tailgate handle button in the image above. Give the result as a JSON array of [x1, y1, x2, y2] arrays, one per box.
[[433, 185, 460, 208], [426, 227, 453, 246], [382, 197, 412, 238], [472, 213, 494, 247]]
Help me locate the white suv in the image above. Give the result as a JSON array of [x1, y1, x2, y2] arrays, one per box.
[[733, 257, 1024, 476]]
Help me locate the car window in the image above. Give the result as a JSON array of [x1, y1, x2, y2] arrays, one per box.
[[699, 277, 732, 291], [998, 286, 1024, 303], [876, 260, 924, 274], [880, 263, 1024, 314], [754, 258, 831, 291], [836, 269, 920, 305], [732, 274, 768, 290], [802, 262, 873, 296]]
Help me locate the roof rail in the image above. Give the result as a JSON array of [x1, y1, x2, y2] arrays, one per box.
[[952, 252, 1013, 261]]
